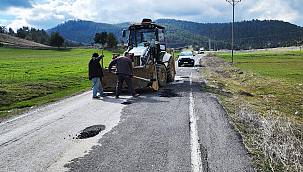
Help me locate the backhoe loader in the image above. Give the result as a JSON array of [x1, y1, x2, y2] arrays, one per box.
[[102, 19, 175, 91]]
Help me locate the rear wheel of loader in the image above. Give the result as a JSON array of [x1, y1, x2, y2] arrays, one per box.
[[158, 65, 167, 87], [167, 58, 175, 82]]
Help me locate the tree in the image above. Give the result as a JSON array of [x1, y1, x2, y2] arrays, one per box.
[[107, 33, 117, 48], [49, 32, 65, 48], [39, 29, 50, 45], [94, 32, 108, 47], [0, 26, 6, 33], [16, 27, 29, 38], [15, 26, 50, 44], [94, 33, 101, 44], [8, 28, 15, 36]]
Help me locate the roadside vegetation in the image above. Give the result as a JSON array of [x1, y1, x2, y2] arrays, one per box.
[[0, 48, 114, 119], [173, 51, 180, 59], [201, 50, 302, 171]]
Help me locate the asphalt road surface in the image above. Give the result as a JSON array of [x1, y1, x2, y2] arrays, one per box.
[[0, 55, 254, 172]]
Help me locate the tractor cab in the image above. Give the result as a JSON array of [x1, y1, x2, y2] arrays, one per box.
[[123, 19, 167, 67]]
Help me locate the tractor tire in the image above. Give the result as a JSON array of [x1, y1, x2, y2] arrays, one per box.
[[157, 64, 167, 87], [167, 59, 175, 82]]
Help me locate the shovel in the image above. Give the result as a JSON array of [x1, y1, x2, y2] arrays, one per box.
[[133, 76, 159, 91]]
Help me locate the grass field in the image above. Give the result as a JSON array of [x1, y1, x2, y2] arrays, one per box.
[[202, 50, 302, 171], [217, 51, 303, 120], [0, 48, 115, 118], [218, 51, 303, 83]]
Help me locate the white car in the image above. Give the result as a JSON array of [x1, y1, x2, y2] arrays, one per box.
[[198, 48, 204, 54], [178, 51, 195, 67]]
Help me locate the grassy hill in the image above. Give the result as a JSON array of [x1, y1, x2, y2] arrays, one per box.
[[0, 33, 50, 49]]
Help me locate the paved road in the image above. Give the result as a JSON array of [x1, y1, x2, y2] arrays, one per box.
[[0, 55, 254, 171]]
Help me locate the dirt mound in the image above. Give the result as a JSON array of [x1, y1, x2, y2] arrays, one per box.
[[0, 33, 50, 49]]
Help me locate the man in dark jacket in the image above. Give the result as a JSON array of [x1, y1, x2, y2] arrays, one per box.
[[89, 53, 104, 99], [108, 52, 139, 98]]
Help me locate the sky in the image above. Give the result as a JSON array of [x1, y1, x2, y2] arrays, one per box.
[[0, 0, 303, 31]]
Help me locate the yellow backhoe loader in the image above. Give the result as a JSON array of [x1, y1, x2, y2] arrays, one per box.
[[102, 19, 175, 91]]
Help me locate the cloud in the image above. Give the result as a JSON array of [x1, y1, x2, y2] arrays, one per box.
[[0, 0, 32, 10], [2, 0, 303, 31], [247, 0, 299, 23]]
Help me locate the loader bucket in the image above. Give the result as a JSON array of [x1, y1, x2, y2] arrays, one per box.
[[102, 64, 156, 92]]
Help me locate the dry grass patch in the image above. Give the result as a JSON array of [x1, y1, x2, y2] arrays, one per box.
[[201, 55, 302, 171]]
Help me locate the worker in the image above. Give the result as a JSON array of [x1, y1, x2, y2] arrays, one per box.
[[88, 52, 105, 99], [108, 52, 139, 99]]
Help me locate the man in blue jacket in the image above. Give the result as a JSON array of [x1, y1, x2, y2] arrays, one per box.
[[89, 53, 105, 99]]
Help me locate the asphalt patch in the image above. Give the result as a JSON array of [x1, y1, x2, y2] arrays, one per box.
[[121, 101, 132, 105], [159, 89, 180, 97], [77, 125, 106, 139]]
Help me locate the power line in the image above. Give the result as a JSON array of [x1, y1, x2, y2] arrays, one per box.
[[226, 0, 241, 63]]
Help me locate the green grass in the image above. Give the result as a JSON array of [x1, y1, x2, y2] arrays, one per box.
[[218, 51, 303, 83], [215, 51, 303, 120], [0, 47, 115, 118], [173, 51, 180, 59]]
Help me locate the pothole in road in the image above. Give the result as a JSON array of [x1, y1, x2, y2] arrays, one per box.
[[121, 101, 132, 105], [77, 125, 106, 139], [159, 89, 180, 97]]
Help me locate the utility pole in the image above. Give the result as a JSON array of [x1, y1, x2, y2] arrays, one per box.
[[213, 35, 216, 51], [208, 38, 211, 51], [300, 35, 302, 56], [226, 0, 241, 63]]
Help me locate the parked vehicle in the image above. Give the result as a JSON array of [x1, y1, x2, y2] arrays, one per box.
[[198, 47, 205, 54], [178, 51, 195, 67]]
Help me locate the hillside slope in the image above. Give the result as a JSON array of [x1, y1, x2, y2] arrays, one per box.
[[157, 19, 303, 49], [48, 19, 303, 49], [48, 20, 123, 44], [0, 33, 50, 49]]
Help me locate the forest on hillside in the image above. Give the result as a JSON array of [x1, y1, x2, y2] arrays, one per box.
[[2, 19, 303, 49], [157, 19, 303, 49]]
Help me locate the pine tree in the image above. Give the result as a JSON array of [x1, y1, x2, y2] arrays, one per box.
[[49, 32, 65, 48], [107, 33, 117, 48]]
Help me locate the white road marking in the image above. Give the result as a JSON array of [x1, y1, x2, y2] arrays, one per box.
[[189, 72, 203, 172]]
